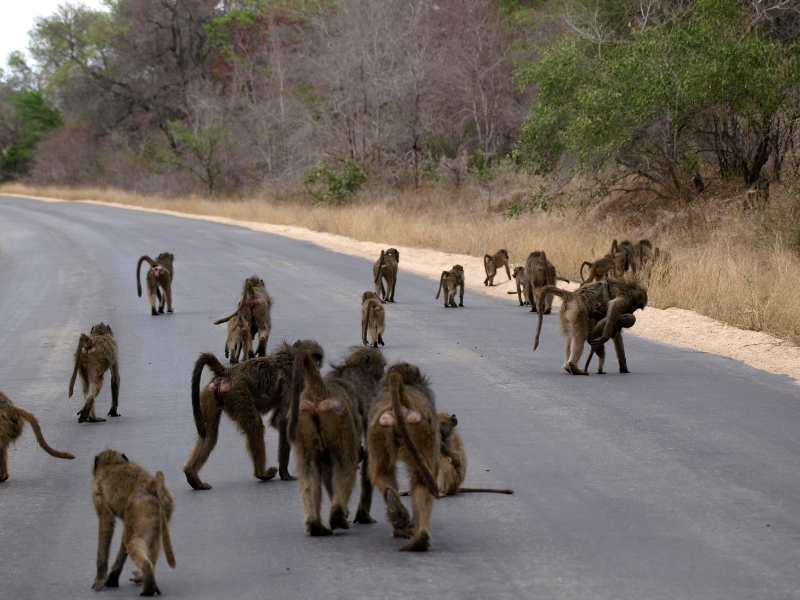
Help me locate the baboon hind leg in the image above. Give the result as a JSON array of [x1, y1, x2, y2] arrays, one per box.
[[401, 478, 435, 552], [613, 332, 629, 373], [78, 379, 105, 423], [354, 452, 376, 524], [240, 410, 278, 482], [329, 458, 357, 531], [0, 444, 9, 481], [108, 362, 121, 417], [298, 456, 330, 536], [255, 327, 269, 357], [567, 331, 588, 375], [368, 436, 412, 538], [183, 409, 222, 490], [104, 540, 128, 587], [164, 281, 173, 313]]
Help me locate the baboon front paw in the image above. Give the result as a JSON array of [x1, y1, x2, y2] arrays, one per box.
[[130, 569, 143, 583], [87, 416, 107, 422], [330, 508, 351, 530], [167, 309, 173, 313], [400, 532, 431, 552], [92, 577, 107, 591], [543, 308, 551, 315], [184, 471, 212, 490], [139, 583, 160, 596], [308, 521, 333, 536], [279, 472, 297, 481], [0, 475, 8, 482], [597, 370, 606, 375], [151, 308, 158, 316], [391, 526, 414, 539], [256, 466, 279, 481], [619, 367, 630, 374], [353, 509, 376, 524], [105, 572, 120, 587], [107, 408, 120, 417], [158, 307, 165, 314]]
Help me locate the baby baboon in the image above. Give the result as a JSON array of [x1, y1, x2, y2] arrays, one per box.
[[610, 239, 637, 277], [288, 347, 386, 536], [366, 363, 439, 551], [69, 323, 120, 423], [483, 249, 511, 286], [373, 248, 400, 303], [507, 266, 530, 306], [136, 253, 174, 316], [583, 313, 637, 374], [91, 449, 175, 596], [0, 392, 74, 482], [218, 310, 249, 365], [435, 264, 465, 308], [215, 276, 273, 358], [184, 340, 324, 489], [580, 254, 624, 283], [361, 291, 386, 348], [533, 279, 647, 375], [524, 251, 568, 314]]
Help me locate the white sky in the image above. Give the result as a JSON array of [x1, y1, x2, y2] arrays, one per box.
[[0, 0, 108, 68]]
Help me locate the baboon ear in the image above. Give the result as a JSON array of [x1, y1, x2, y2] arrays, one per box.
[[293, 340, 301, 349], [364, 354, 370, 365], [121, 453, 129, 462], [451, 415, 458, 426], [93, 455, 99, 473]]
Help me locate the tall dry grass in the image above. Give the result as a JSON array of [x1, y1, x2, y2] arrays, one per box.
[[3, 181, 799, 345]]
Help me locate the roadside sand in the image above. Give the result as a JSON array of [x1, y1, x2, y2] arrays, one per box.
[[16, 194, 800, 384]]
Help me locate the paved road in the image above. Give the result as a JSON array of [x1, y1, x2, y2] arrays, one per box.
[[0, 195, 798, 600]]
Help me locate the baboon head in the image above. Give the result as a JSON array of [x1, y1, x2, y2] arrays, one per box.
[[157, 252, 175, 262], [512, 266, 525, 278], [438, 413, 458, 440], [631, 286, 648, 311], [387, 362, 427, 387], [362, 291, 380, 303], [386, 248, 400, 263], [93, 448, 128, 474], [90, 323, 113, 336], [499, 249, 509, 259], [292, 340, 324, 369], [338, 347, 387, 381]]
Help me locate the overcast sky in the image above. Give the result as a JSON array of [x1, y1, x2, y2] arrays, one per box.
[[1, 0, 108, 68]]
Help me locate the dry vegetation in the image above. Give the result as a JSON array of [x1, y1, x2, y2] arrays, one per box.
[[3, 180, 799, 346]]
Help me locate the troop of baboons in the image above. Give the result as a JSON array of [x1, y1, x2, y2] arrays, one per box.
[[2, 231, 668, 589]]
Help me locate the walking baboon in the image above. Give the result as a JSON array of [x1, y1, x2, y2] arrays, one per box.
[[184, 340, 324, 489], [0, 392, 74, 482], [361, 291, 386, 348], [215, 276, 273, 358], [220, 310, 249, 365], [483, 249, 511, 286], [507, 266, 530, 306], [580, 254, 625, 283], [373, 249, 400, 303], [583, 313, 637, 374], [136, 253, 174, 316], [533, 279, 647, 375], [366, 363, 439, 551], [288, 347, 386, 536], [91, 449, 175, 596], [610, 240, 637, 277], [69, 323, 120, 423], [436, 265, 465, 308], [524, 251, 568, 314]]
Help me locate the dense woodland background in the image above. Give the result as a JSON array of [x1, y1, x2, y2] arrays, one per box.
[[0, 0, 799, 209]]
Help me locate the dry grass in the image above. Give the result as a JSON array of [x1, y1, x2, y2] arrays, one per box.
[[3, 181, 799, 346]]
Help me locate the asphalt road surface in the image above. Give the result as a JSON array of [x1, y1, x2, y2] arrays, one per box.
[[0, 195, 799, 600]]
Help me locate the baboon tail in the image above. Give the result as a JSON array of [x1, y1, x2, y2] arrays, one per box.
[[389, 373, 439, 497], [534, 286, 568, 351], [583, 347, 595, 372], [483, 254, 492, 276], [155, 471, 176, 569], [287, 352, 327, 445], [191, 353, 227, 438], [374, 250, 385, 284], [136, 255, 155, 297], [435, 272, 446, 299], [363, 303, 372, 345], [68, 334, 88, 398], [558, 276, 570, 283], [18, 407, 75, 459], [213, 311, 237, 325], [580, 262, 591, 283], [541, 251, 556, 286], [457, 487, 514, 494]]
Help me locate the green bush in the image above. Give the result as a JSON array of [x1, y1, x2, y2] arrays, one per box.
[[302, 160, 367, 205]]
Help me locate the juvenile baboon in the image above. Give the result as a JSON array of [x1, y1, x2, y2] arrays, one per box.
[[435, 264, 465, 308], [215, 276, 273, 358], [136, 253, 174, 316], [220, 310, 249, 365], [524, 251, 569, 314], [533, 279, 648, 375], [583, 313, 637, 374], [287, 347, 386, 536], [373, 248, 400, 303], [366, 363, 440, 551], [610, 240, 637, 277], [507, 266, 530, 306], [69, 323, 121, 423], [361, 291, 386, 348], [91, 449, 175, 596], [483, 249, 511, 286], [580, 254, 624, 283], [184, 340, 324, 489], [0, 392, 74, 482], [633, 239, 653, 268]]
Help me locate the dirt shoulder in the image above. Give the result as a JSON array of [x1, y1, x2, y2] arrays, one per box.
[[17, 194, 800, 384]]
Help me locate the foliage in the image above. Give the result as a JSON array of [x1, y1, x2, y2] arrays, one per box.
[[302, 160, 367, 204], [166, 121, 234, 195], [0, 90, 62, 180]]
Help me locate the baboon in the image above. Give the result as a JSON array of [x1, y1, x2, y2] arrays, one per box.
[[744, 178, 770, 210], [633, 239, 653, 268], [533, 279, 648, 375], [580, 254, 624, 283], [610, 240, 637, 277], [524, 251, 569, 314], [0, 392, 74, 482], [507, 266, 530, 306], [220, 310, 249, 365], [91, 449, 175, 596], [214, 276, 273, 359], [136, 253, 174, 316], [69, 323, 120, 423], [361, 291, 386, 348], [583, 313, 637, 374], [435, 264, 465, 308], [183, 340, 324, 489], [373, 248, 400, 303], [483, 249, 511, 286], [287, 347, 386, 536], [366, 363, 440, 551]]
